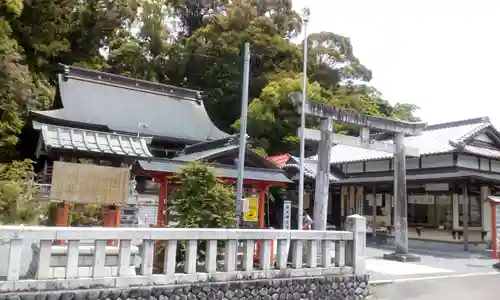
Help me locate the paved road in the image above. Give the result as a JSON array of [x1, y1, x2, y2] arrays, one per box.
[[365, 241, 498, 282], [370, 273, 500, 299]]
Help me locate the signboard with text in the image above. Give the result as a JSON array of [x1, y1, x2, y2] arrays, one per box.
[[50, 162, 129, 205], [243, 197, 259, 222], [282, 200, 291, 230]]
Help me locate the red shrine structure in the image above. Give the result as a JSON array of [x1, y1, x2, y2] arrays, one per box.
[[27, 64, 291, 229]]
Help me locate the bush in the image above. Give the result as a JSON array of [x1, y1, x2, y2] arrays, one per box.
[[0, 159, 45, 224], [168, 161, 235, 228], [157, 162, 235, 271]]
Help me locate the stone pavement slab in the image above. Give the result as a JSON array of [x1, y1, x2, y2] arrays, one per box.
[[370, 273, 500, 299], [366, 244, 498, 275]]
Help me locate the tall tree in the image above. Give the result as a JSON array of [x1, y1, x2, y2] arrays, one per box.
[[1, 0, 421, 161], [0, 0, 39, 156], [9, 0, 139, 80], [241, 74, 333, 155], [308, 31, 372, 89], [170, 0, 303, 130]]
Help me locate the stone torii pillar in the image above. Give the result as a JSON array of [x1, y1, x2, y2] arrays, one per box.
[[292, 93, 426, 262], [313, 118, 333, 231]]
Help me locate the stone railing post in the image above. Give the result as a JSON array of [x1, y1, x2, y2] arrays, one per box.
[[346, 214, 366, 275]]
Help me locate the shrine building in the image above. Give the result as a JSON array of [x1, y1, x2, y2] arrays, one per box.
[[270, 117, 500, 244], [26, 64, 291, 229]]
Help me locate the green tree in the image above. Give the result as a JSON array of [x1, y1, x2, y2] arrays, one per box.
[[9, 0, 139, 80], [0, 0, 40, 156], [169, 162, 235, 228], [1, 0, 422, 162], [241, 75, 420, 156], [168, 0, 303, 130], [0, 160, 44, 224], [240, 74, 332, 155], [308, 31, 372, 89], [389, 103, 421, 122]]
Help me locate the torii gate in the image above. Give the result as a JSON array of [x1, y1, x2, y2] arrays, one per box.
[[291, 93, 427, 262]]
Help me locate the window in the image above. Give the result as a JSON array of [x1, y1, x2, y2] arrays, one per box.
[[408, 194, 435, 226], [363, 194, 387, 216], [435, 195, 452, 228], [458, 194, 483, 227]]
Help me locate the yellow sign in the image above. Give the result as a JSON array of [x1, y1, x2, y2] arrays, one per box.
[[50, 162, 130, 205], [243, 197, 259, 222]]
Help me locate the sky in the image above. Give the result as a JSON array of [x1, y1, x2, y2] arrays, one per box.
[[291, 0, 500, 126]]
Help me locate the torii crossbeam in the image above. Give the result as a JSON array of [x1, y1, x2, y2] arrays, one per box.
[[291, 92, 427, 262]]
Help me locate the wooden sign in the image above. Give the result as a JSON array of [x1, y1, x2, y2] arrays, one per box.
[[282, 200, 291, 230], [50, 162, 129, 205]]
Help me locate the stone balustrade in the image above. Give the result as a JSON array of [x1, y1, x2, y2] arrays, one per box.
[[0, 215, 368, 299]]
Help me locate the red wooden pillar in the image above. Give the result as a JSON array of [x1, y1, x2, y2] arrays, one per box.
[[103, 205, 120, 227], [55, 201, 70, 245], [103, 205, 120, 246], [258, 185, 267, 229], [55, 201, 70, 227], [157, 175, 167, 227]]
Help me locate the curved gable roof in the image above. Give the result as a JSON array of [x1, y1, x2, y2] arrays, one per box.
[[33, 65, 229, 143]]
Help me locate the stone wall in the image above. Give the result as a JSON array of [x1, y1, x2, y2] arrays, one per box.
[[0, 275, 371, 300]]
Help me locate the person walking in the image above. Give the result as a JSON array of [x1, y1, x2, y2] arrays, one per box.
[[303, 210, 313, 230], [302, 210, 313, 265]]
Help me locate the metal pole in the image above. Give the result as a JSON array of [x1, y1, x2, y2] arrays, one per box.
[[235, 43, 251, 228], [297, 7, 310, 230]]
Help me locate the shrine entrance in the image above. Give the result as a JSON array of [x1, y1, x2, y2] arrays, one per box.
[[133, 160, 291, 230], [292, 92, 427, 262]]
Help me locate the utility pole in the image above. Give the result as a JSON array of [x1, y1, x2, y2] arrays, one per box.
[[297, 7, 310, 230], [235, 43, 250, 228]]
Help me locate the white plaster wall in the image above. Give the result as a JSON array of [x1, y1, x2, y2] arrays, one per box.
[[456, 154, 479, 169], [406, 158, 419, 170], [365, 160, 390, 172], [474, 133, 493, 143], [480, 158, 490, 171], [421, 154, 453, 169], [346, 162, 363, 173], [491, 160, 500, 172]]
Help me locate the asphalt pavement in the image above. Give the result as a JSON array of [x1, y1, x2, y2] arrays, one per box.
[[370, 273, 500, 299]]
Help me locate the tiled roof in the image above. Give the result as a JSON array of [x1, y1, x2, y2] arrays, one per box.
[[32, 64, 229, 143], [175, 135, 279, 170], [175, 145, 239, 162], [462, 145, 500, 159], [181, 134, 241, 155], [333, 170, 500, 184], [267, 154, 292, 168], [284, 157, 340, 181], [311, 117, 495, 164], [34, 122, 153, 158], [137, 160, 292, 183]]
